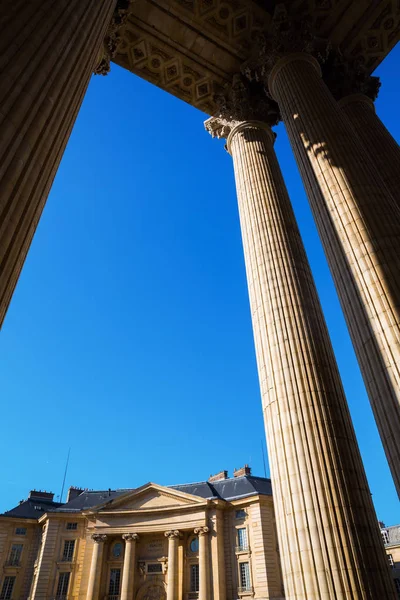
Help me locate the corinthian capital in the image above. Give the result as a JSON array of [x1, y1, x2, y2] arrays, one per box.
[[321, 49, 381, 101], [92, 534, 108, 544], [205, 74, 278, 141], [194, 526, 209, 536], [94, 0, 130, 75], [243, 3, 328, 93], [164, 530, 181, 539], [122, 533, 139, 542]]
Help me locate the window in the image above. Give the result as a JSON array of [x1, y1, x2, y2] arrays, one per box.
[[190, 564, 199, 592], [235, 509, 246, 519], [388, 553, 395, 568], [8, 544, 23, 566], [147, 563, 163, 573], [66, 523, 77, 531], [237, 528, 248, 551], [62, 540, 75, 562], [15, 528, 26, 536], [112, 542, 123, 558], [239, 562, 251, 592], [108, 569, 121, 596], [381, 529, 389, 544], [394, 578, 400, 596], [189, 537, 199, 553], [56, 572, 70, 599], [0, 577, 15, 600]]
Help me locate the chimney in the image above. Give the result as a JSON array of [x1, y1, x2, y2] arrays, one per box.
[[66, 487, 85, 503], [233, 465, 251, 478], [208, 470, 228, 482], [29, 490, 54, 501]]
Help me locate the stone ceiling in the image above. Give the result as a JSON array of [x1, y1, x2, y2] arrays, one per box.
[[112, 0, 400, 114]]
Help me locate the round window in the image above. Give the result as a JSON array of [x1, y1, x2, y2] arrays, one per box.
[[189, 537, 199, 553], [113, 542, 123, 558]]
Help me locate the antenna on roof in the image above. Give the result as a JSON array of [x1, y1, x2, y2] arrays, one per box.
[[261, 440, 267, 478], [60, 447, 71, 503]]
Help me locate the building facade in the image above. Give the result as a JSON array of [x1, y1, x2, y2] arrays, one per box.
[[381, 523, 400, 599], [0, 467, 284, 600]]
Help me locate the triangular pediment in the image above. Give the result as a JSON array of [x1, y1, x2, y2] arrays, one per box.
[[92, 483, 206, 513]]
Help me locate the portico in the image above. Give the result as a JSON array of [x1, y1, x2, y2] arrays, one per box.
[[1, 1, 400, 598]]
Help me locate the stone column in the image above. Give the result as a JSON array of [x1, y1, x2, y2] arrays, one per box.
[[338, 93, 400, 203], [165, 530, 180, 600], [120, 533, 139, 600], [86, 534, 107, 600], [268, 53, 400, 499], [194, 527, 209, 600], [205, 115, 395, 599], [0, 0, 120, 326]]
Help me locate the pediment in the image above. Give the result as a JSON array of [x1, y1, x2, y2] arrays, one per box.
[[94, 483, 205, 513]]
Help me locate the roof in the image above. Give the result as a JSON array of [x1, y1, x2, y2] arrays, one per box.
[[2, 498, 63, 520], [1, 475, 272, 520], [171, 475, 272, 500]]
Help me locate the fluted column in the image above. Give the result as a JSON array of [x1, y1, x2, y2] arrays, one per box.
[[194, 527, 209, 600], [338, 94, 400, 203], [206, 116, 395, 599], [86, 534, 107, 600], [121, 533, 139, 600], [165, 530, 180, 600], [0, 0, 118, 326], [268, 53, 400, 499]]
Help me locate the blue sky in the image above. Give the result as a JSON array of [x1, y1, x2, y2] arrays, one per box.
[[1, 46, 399, 525]]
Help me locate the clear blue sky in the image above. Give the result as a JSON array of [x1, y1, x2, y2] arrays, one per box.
[[1, 46, 399, 526]]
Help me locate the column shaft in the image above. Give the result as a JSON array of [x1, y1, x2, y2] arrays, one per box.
[[194, 527, 209, 600], [228, 120, 394, 599], [0, 0, 117, 326], [269, 53, 400, 498], [165, 531, 179, 600], [339, 94, 400, 203], [121, 534, 138, 600], [86, 535, 106, 600]]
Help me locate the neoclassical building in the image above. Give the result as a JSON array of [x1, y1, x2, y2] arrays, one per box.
[[0, 467, 284, 600], [2, 1, 400, 598]]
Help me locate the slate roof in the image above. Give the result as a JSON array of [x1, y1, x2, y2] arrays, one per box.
[[1, 475, 272, 520], [2, 498, 63, 520]]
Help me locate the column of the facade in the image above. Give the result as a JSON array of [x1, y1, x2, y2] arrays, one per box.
[[194, 527, 209, 600], [338, 93, 400, 203], [120, 533, 139, 600], [0, 0, 120, 326], [165, 530, 180, 600], [267, 52, 400, 499], [86, 534, 107, 600], [206, 113, 395, 599]]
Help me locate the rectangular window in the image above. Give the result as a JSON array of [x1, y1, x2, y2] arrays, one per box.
[[62, 540, 75, 562], [66, 523, 77, 530], [15, 528, 26, 536], [239, 562, 251, 591], [381, 529, 389, 544], [237, 528, 248, 550], [8, 544, 23, 566], [0, 577, 15, 600], [190, 564, 199, 592], [147, 563, 163, 573], [388, 553, 395, 568], [108, 569, 121, 595], [235, 509, 246, 519], [56, 572, 70, 598]]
